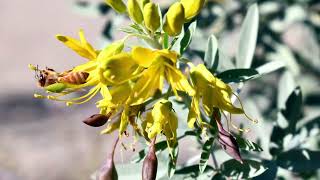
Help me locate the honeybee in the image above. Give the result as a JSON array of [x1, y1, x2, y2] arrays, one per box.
[[35, 66, 59, 87], [58, 71, 89, 85], [34, 66, 89, 87]]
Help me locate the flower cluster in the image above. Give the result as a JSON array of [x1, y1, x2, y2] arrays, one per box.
[[30, 0, 256, 178]]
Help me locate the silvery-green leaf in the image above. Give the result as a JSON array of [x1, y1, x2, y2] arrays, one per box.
[[204, 35, 219, 72], [220, 159, 268, 179], [256, 60, 285, 75], [236, 3, 259, 68], [171, 21, 197, 55]]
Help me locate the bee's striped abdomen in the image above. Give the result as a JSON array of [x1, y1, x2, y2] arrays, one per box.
[[58, 72, 89, 85]]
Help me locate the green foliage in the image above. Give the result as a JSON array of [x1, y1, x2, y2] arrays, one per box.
[[220, 159, 268, 179], [199, 137, 215, 173]]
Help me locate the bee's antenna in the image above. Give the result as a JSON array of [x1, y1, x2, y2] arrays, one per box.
[[34, 65, 40, 80]]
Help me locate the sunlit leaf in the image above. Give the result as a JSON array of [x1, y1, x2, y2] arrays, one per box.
[[220, 159, 268, 179], [277, 149, 320, 172], [256, 60, 285, 75], [204, 35, 219, 72], [199, 137, 214, 173], [171, 21, 197, 55], [217, 68, 259, 83], [234, 135, 263, 152], [236, 3, 259, 68]]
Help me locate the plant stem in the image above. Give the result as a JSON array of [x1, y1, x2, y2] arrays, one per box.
[[211, 147, 219, 170]]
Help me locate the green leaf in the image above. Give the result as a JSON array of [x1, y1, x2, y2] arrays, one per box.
[[217, 68, 259, 83], [220, 159, 267, 179], [236, 3, 259, 68], [199, 137, 215, 173], [234, 135, 263, 152], [204, 35, 219, 72], [171, 21, 197, 55], [277, 149, 320, 172], [253, 160, 278, 180], [281, 87, 303, 132], [131, 140, 168, 163], [168, 144, 179, 178], [173, 164, 214, 179]]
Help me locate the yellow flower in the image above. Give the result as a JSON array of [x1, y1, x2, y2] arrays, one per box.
[[188, 64, 244, 128], [38, 30, 139, 106], [143, 2, 160, 32], [105, 0, 127, 14], [180, 0, 205, 22], [126, 47, 195, 105], [163, 2, 185, 36], [127, 0, 144, 24], [144, 100, 178, 149]]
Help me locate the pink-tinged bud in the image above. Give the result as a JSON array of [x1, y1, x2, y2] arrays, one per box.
[[83, 114, 111, 127], [142, 138, 158, 180], [216, 119, 243, 164], [97, 138, 119, 180]]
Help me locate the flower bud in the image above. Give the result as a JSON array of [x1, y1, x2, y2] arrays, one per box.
[[139, 0, 150, 8], [163, 2, 185, 36], [44, 83, 66, 93], [97, 138, 119, 180], [143, 2, 160, 32], [142, 138, 158, 180], [180, 0, 205, 22], [83, 114, 110, 127], [215, 118, 243, 164], [105, 0, 126, 14], [128, 0, 143, 24]]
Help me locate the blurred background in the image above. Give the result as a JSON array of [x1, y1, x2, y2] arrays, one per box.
[[0, 0, 319, 179]]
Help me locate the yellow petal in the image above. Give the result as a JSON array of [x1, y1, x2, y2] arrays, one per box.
[[56, 30, 97, 60], [132, 46, 156, 67], [109, 82, 132, 105], [78, 29, 97, 60], [100, 53, 139, 84], [100, 85, 112, 100], [187, 94, 201, 128], [166, 63, 195, 96], [127, 65, 162, 105], [97, 40, 125, 63]]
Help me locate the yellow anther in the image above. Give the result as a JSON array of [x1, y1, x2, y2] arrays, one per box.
[[28, 64, 37, 71], [47, 96, 56, 100], [34, 94, 45, 99], [66, 102, 73, 106]]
